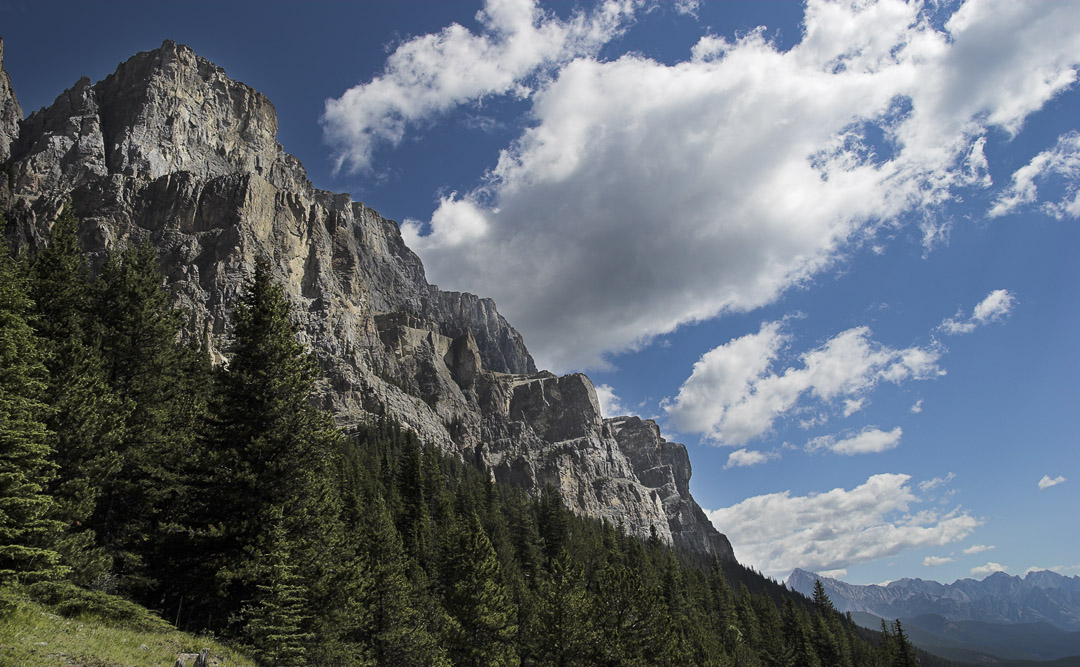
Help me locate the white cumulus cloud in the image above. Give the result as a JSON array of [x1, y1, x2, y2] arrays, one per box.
[[594, 383, 626, 418], [359, 0, 1080, 371], [924, 555, 955, 566], [724, 448, 780, 470], [807, 426, 903, 456], [706, 473, 979, 578], [322, 0, 639, 172], [971, 562, 1009, 577], [990, 131, 1080, 219], [964, 544, 995, 555], [843, 398, 866, 417], [664, 321, 940, 445], [1038, 474, 1066, 490], [940, 289, 1016, 334]]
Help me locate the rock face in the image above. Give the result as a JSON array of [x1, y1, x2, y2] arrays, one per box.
[[0, 40, 732, 559], [0, 38, 20, 164], [788, 568, 1080, 631]]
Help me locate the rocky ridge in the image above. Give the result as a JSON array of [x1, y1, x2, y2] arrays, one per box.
[[0, 38, 733, 558], [788, 568, 1080, 631]]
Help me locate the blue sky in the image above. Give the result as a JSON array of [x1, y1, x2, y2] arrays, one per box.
[[3, 0, 1077, 586]]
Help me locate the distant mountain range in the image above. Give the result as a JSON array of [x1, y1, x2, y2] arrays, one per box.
[[788, 568, 1080, 632], [847, 611, 1080, 664]]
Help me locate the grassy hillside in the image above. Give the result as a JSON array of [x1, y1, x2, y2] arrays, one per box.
[[0, 584, 255, 667]]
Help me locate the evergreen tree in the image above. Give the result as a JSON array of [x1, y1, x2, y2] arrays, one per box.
[[241, 512, 313, 667], [396, 436, 430, 567], [348, 495, 448, 667], [782, 598, 821, 667], [28, 207, 123, 588], [531, 549, 592, 667], [590, 563, 677, 666], [443, 511, 519, 667], [538, 483, 568, 566], [197, 257, 344, 640], [93, 241, 189, 593], [811, 579, 834, 616], [890, 619, 918, 667], [0, 241, 66, 584]]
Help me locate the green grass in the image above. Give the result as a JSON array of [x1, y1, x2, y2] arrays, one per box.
[[0, 585, 255, 667]]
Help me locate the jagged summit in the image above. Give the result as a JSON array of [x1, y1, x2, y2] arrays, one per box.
[[0, 39, 733, 558], [788, 567, 1080, 630]]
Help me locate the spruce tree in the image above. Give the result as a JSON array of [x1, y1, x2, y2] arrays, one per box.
[[443, 511, 519, 667], [198, 257, 344, 639], [811, 579, 835, 616], [0, 242, 66, 584], [28, 207, 123, 588], [93, 241, 188, 593], [590, 563, 676, 666], [350, 496, 449, 667], [538, 483, 568, 566], [241, 512, 313, 667], [531, 549, 592, 667], [890, 619, 918, 667]]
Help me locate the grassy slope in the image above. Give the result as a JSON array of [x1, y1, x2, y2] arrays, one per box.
[[1, 587, 255, 667]]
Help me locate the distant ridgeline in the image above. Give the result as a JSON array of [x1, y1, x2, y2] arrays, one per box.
[[790, 568, 1080, 665], [0, 37, 945, 666]]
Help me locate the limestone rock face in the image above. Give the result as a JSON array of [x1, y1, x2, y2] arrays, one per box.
[[0, 38, 20, 164], [0, 40, 732, 559]]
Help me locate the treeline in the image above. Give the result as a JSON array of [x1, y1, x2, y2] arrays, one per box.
[[1, 209, 924, 666]]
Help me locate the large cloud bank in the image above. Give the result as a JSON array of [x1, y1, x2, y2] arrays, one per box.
[[325, 0, 1080, 372], [707, 473, 979, 577]]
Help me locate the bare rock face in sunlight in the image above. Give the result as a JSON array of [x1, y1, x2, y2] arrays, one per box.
[[0, 40, 732, 558]]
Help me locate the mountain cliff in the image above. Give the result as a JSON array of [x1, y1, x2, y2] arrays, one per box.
[[0, 38, 733, 559], [788, 568, 1080, 631]]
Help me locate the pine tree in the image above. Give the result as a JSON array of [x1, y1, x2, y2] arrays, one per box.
[[241, 512, 313, 667], [531, 549, 592, 667], [590, 563, 677, 666], [396, 436, 430, 566], [93, 241, 188, 593], [443, 511, 519, 667], [782, 598, 821, 667], [0, 241, 66, 584], [197, 257, 344, 638], [28, 206, 123, 588], [890, 619, 918, 667], [811, 579, 835, 616], [538, 483, 568, 566]]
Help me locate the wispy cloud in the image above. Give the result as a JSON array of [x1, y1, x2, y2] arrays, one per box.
[[706, 473, 979, 578], [940, 289, 1016, 335], [1038, 474, 1067, 490], [664, 321, 941, 445], [924, 555, 954, 567], [964, 544, 995, 555], [990, 131, 1080, 220], [724, 448, 780, 469], [918, 473, 957, 493], [323, 0, 640, 173], [807, 426, 903, 456]]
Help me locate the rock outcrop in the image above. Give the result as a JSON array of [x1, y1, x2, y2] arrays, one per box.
[[0, 39, 732, 559], [0, 38, 20, 164]]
